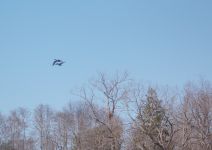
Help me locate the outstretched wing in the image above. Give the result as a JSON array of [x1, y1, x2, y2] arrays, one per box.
[[52, 59, 58, 65], [58, 61, 65, 66]]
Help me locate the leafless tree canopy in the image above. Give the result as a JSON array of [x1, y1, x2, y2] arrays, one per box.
[[0, 73, 211, 150]]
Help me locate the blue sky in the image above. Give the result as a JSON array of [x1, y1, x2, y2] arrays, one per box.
[[0, 0, 212, 112]]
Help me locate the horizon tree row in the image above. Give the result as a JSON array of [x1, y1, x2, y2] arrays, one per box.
[[0, 73, 211, 150]]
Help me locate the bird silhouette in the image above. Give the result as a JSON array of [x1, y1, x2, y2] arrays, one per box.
[[52, 59, 65, 66], [52, 59, 60, 65]]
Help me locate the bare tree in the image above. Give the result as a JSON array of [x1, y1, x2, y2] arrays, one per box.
[[4, 108, 32, 150], [0, 113, 7, 146], [17, 108, 30, 150], [78, 72, 130, 150], [34, 104, 55, 150], [176, 80, 212, 150], [71, 102, 95, 150], [52, 104, 75, 150]]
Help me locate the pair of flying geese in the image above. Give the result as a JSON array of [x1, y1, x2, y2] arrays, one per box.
[[52, 59, 65, 66]]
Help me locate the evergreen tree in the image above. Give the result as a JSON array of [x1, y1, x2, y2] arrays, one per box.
[[131, 88, 174, 150]]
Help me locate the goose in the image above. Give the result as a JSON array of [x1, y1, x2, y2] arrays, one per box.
[[52, 59, 65, 66]]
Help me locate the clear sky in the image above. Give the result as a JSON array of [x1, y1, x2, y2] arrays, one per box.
[[0, 0, 212, 112]]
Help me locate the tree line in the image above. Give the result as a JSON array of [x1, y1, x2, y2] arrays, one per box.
[[0, 73, 211, 150]]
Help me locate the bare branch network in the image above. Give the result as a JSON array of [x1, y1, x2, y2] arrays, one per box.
[[0, 73, 211, 150]]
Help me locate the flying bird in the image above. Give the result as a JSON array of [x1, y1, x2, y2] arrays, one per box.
[[52, 59, 65, 66], [52, 59, 60, 65]]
